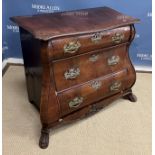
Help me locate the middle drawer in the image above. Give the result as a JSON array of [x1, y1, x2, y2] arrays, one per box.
[[52, 44, 127, 91]]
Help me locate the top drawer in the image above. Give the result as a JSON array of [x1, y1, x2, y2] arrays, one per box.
[[49, 26, 131, 59]]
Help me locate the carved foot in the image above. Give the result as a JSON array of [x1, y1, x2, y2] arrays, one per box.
[[29, 100, 34, 104], [123, 92, 137, 102], [39, 127, 49, 149]]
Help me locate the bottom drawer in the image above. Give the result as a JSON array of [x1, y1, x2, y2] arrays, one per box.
[[58, 68, 132, 116], [60, 89, 129, 124]]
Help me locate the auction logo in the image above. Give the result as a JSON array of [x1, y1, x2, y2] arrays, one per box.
[[147, 12, 152, 17], [2, 41, 8, 53], [137, 53, 152, 61], [147, 11, 152, 21], [32, 3, 60, 13], [61, 11, 88, 16], [7, 25, 19, 33]]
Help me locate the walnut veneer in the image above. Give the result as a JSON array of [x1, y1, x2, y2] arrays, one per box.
[[11, 7, 139, 149]]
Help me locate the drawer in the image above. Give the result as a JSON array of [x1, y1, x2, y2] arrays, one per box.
[[58, 69, 130, 116], [49, 26, 131, 59], [53, 44, 128, 91]]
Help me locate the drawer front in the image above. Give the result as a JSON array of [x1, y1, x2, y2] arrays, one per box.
[[53, 45, 127, 91], [49, 26, 131, 59], [58, 69, 130, 116]]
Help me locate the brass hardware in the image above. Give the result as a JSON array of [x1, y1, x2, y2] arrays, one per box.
[[110, 81, 122, 91], [112, 33, 124, 44], [69, 97, 84, 108], [90, 104, 98, 113], [108, 55, 120, 66], [64, 68, 80, 80], [91, 104, 102, 113], [91, 80, 102, 90], [91, 32, 102, 43], [89, 54, 99, 62], [59, 118, 63, 122], [64, 41, 81, 54]]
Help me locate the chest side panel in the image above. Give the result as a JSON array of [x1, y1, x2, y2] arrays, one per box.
[[20, 28, 42, 109]]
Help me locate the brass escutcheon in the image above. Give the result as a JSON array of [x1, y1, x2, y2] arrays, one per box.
[[89, 54, 99, 62], [91, 32, 102, 44], [91, 80, 102, 90]]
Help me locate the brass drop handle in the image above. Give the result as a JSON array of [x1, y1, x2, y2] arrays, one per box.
[[108, 55, 120, 66], [91, 32, 102, 43], [64, 67, 80, 80], [110, 81, 122, 91], [91, 80, 102, 90], [69, 97, 84, 108], [112, 33, 124, 44], [64, 41, 81, 54]]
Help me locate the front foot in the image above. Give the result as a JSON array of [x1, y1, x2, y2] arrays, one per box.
[[123, 92, 137, 102], [39, 127, 49, 149]]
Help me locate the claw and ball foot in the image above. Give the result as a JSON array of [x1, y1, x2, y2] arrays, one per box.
[[39, 127, 49, 149]]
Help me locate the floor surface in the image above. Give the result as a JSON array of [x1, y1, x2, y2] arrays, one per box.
[[3, 66, 152, 155]]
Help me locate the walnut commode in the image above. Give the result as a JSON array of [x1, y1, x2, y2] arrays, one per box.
[[11, 7, 139, 149]]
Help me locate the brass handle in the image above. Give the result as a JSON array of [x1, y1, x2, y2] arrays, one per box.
[[91, 32, 102, 43], [91, 80, 102, 90], [64, 68, 80, 80], [110, 81, 122, 91], [89, 54, 99, 62], [112, 33, 124, 44], [64, 41, 81, 54], [108, 55, 120, 66], [69, 97, 84, 108]]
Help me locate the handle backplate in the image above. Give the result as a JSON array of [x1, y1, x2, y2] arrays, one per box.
[[110, 81, 122, 91], [108, 55, 120, 66], [69, 97, 84, 108], [64, 41, 81, 54], [64, 68, 80, 80], [112, 33, 124, 44]]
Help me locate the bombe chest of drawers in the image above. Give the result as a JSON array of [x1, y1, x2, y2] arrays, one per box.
[[11, 7, 139, 149]]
